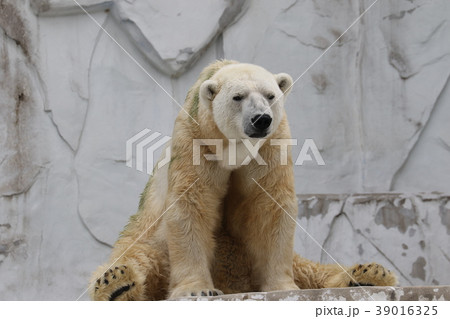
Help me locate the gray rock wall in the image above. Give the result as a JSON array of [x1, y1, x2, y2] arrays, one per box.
[[0, 0, 449, 300], [295, 194, 450, 288]]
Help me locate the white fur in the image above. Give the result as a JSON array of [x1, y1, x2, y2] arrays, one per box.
[[216, 139, 268, 170], [200, 64, 291, 141]]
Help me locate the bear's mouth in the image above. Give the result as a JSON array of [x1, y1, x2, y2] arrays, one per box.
[[248, 131, 269, 138]]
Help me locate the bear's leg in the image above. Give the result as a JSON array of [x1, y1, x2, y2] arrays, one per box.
[[165, 191, 223, 299], [292, 254, 398, 289], [89, 237, 168, 301], [231, 173, 299, 292], [244, 205, 299, 292], [212, 230, 253, 294]]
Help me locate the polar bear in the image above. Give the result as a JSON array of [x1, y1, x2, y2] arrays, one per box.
[[90, 60, 397, 301]]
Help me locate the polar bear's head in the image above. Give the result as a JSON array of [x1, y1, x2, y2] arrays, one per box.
[[199, 63, 293, 140]]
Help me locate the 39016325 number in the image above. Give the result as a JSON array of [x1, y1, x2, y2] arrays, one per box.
[[376, 305, 438, 316]]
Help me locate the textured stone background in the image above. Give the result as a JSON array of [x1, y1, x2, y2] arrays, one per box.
[[0, 0, 449, 300], [177, 286, 450, 301]]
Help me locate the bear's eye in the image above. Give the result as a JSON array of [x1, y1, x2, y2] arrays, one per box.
[[267, 94, 275, 100], [233, 95, 242, 101]]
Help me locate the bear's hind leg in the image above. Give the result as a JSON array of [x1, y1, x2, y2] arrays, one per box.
[[90, 259, 147, 301], [89, 239, 168, 301], [332, 262, 398, 288], [292, 254, 398, 289]]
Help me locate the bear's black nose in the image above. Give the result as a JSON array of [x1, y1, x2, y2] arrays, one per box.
[[251, 114, 272, 131]]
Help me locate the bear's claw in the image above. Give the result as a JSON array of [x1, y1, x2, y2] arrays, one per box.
[[93, 265, 139, 301], [189, 289, 223, 297], [171, 288, 223, 299], [348, 262, 397, 287]]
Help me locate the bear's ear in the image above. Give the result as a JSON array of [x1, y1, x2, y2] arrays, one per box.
[[275, 73, 293, 96], [200, 80, 219, 103]]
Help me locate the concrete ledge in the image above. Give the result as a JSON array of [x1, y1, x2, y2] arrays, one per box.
[[176, 286, 450, 301]]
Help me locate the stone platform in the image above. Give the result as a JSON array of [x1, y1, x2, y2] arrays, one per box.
[[177, 286, 450, 301]]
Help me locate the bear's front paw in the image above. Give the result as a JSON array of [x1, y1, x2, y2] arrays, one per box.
[[348, 263, 398, 287], [169, 286, 223, 299], [91, 265, 144, 301]]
